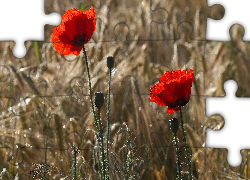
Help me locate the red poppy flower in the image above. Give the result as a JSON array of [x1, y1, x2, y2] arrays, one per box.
[[150, 69, 194, 115], [52, 7, 96, 56]]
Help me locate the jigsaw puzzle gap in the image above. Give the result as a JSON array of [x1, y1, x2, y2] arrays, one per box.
[[206, 80, 250, 167], [207, 0, 250, 41], [0, 1, 61, 58]]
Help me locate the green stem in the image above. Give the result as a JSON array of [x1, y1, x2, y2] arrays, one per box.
[[174, 133, 181, 180], [98, 108, 106, 179], [97, 149, 103, 180], [106, 68, 111, 179], [82, 45, 106, 179], [179, 106, 193, 180], [34, 41, 41, 65], [82, 45, 100, 133]]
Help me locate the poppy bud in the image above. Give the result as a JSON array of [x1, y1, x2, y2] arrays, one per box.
[[93, 163, 99, 172], [107, 56, 114, 69], [95, 92, 104, 109], [169, 117, 179, 134]]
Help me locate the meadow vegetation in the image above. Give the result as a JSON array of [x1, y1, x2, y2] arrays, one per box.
[[0, 0, 250, 179]]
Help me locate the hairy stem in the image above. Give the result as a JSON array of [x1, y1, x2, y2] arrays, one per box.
[[106, 68, 111, 179], [174, 133, 181, 180], [179, 106, 193, 180], [82, 45, 100, 133], [98, 108, 106, 179]]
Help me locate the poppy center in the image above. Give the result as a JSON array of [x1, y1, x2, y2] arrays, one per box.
[[73, 33, 88, 46], [169, 98, 190, 108]]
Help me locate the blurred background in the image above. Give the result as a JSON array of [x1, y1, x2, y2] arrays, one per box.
[[0, 0, 250, 179]]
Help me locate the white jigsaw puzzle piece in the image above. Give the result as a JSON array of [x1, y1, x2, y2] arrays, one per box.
[[206, 80, 250, 167], [0, 0, 61, 58], [207, 0, 250, 41]]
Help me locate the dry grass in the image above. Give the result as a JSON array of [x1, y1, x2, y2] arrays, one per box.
[[0, 0, 250, 179]]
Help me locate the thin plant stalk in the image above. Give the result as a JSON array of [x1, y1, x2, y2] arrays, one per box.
[[179, 106, 193, 180], [97, 149, 103, 180], [164, 134, 173, 167], [73, 146, 77, 180], [34, 41, 41, 65], [6, 75, 14, 114], [174, 133, 181, 180], [247, 150, 249, 178], [82, 44, 107, 179], [11, 117, 17, 176], [106, 68, 111, 179], [98, 108, 106, 179], [82, 45, 100, 133], [43, 118, 51, 180], [94, 148, 103, 179]]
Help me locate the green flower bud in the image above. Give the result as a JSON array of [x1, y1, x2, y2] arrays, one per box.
[[95, 92, 104, 109], [107, 56, 114, 69], [169, 117, 179, 134]]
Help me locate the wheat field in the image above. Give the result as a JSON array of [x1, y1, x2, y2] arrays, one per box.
[[0, 0, 250, 179]]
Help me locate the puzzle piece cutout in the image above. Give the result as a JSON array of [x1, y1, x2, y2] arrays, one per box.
[[207, 0, 250, 41], [203, 23, 250, 170], [0, 0, 60, 58], [206, 80, 249, 167]]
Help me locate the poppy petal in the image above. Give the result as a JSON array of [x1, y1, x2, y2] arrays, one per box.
[[150, 69, 194, 115], [52, 7, 96, 56]]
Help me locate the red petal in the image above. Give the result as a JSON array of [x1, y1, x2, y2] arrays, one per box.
[[150, 69, 194, 114], [52, 7, 96, 56]]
